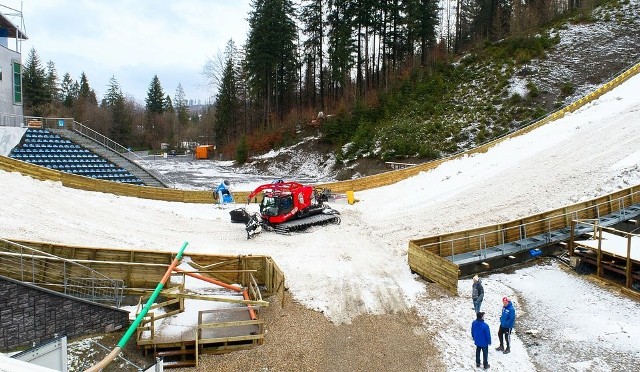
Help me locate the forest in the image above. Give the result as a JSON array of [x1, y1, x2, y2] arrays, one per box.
[[20, 0, 599, 163]]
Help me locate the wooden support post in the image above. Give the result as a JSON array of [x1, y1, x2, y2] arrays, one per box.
[[597, 228, 603, 278], [195, 329, 199, 367], [626, 235, 632, 289], [241, 257, 247, 287], [569, 220, 575, 257]]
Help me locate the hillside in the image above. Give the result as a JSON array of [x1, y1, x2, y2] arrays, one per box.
[[241, 0, 640, 181]]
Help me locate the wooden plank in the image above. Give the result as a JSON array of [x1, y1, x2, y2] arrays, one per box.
[[198, 334, 263, 344], [6, 240, 279, 293], [199, 320, 263, 329], [408, 242, 459, 295], [156, 291, 269, 306], [621, 287, 640, 301]]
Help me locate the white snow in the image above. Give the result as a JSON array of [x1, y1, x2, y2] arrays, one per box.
[[507, 76, 529, 98], [576, 231, 640, 260], [0, 127, 26, 156], [2, 65, 640, 372]]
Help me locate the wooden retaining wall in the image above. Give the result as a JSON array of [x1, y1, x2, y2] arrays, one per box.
[[2, 62, 639, 200], [408, 186, 640, 295], [0, 156, 219, 203], [1, 239, 286, 304], [408, 242, 459, 294]]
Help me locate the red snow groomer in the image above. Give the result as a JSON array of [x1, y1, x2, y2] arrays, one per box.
[[232, 181, 340, 238]]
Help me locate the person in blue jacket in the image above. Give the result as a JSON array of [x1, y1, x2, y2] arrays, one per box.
[[471, 311, 491, 369], [496, 296, 516, 354]]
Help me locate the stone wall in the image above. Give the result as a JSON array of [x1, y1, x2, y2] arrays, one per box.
[[0, 276, 129, 351]]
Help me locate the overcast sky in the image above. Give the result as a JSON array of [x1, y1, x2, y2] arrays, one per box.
[[1, 0, 252, 105]]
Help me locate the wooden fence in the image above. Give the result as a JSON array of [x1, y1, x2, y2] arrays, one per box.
[[1, 239, 286, 305], [408, 186, 640, 295], [3, 61, 639, 199]]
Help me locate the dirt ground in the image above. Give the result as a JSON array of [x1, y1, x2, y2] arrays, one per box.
[[173, 292, 445, 372], [67, 290, 445, 372]]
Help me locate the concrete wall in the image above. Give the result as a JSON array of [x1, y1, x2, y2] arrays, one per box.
[[0, 276, 129, 352], [0, 126, 26, 155], [0, 45, 22, 117]]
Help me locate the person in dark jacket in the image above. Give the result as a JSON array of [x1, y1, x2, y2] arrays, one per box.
[[496, 296, 516, 354], [471, 311, 491, 369], [472, 275, 484, 313]]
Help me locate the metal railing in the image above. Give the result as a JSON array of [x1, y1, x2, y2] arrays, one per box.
[[0, 113, 26, 127], [0, 238, 125, 307], [418, 189, 640, 263], [68, 120, 175, 188], [0, 114, 69, 128]]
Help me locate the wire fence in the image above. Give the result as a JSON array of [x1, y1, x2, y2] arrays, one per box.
[[0, 238, 124, 307]]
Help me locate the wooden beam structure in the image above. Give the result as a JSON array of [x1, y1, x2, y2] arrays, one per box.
[[571, 221, 640, 291]]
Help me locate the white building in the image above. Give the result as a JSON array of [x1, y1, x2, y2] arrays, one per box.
[[0, 4, 26, 119]]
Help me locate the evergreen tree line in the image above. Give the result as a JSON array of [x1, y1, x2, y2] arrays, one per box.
[[21, 0, 596, 157], [207, 0, 595, 158]]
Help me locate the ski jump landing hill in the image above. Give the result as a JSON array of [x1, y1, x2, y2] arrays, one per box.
[[1, 62, 640, 297]]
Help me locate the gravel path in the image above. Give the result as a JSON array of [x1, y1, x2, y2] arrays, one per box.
[[176, 292, 446, 372]]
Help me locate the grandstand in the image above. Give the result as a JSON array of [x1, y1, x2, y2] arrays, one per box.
[[9, 128, 144, 185]]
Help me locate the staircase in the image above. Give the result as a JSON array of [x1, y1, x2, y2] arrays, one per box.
[[10, 128, 146, 185], [155, 346, 197, 369]]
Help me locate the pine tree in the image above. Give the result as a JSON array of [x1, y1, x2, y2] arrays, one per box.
[[144, 75, 167, 148], [300, 0, 325, 110], [104, 76, 123, 106], [245, 0, 299, 126], [214, 40, 241, 148], [70, 72, 98, 122], [45, 60, 61, 105], [405, 0, 439, 66], [235, 135, 249, 165], [326, 0, 355, 101], [164, 95, 174, 114], [60, 73, 76, 108], [145, 75, 165, 114], [22, 47, 48, 115], [164, 94, 176, 149], [78, 72, 98, 106], [103, 76, 132, 146], [175, 83, 189, 127]]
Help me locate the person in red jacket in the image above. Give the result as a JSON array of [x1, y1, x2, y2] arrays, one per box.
[[471, 311, 491, 369]]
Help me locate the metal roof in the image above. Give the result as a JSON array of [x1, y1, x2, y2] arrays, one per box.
[[0, 11, 27, 40]]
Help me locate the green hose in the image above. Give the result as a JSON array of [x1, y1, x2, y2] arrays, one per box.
[[117, 241, 188, 349]]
